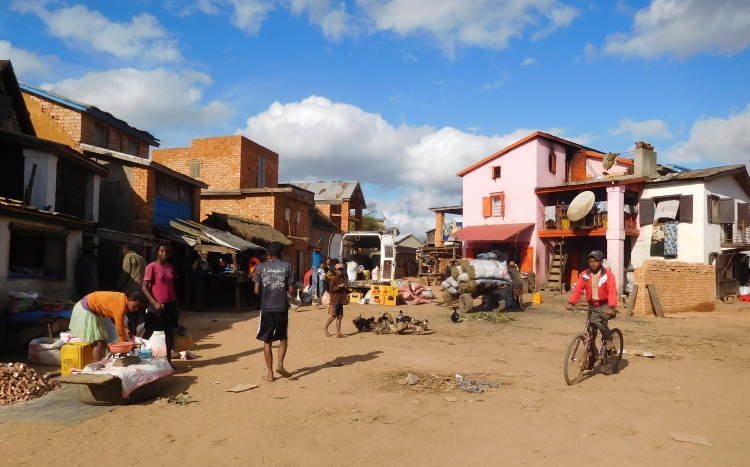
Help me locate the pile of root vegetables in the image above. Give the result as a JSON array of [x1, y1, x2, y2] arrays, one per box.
[[0, 362, 59, 405]]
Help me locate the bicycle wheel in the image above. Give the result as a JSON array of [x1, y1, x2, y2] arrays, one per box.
[[563, 333, 588, 385], [602, 328, 624, 374]]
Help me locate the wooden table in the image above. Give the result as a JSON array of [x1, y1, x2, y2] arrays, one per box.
[[206, 273, 252, 313]]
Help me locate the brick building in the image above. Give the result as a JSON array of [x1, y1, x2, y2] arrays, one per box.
[[152, 135, 316, 277], [20, 82, 207, 291], [0, 60, 109, 308]]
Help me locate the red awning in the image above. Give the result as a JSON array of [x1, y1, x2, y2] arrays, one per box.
[[452, 223, 534, 242]]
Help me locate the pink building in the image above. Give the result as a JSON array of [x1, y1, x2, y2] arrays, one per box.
[[454, 132, 640, 294]]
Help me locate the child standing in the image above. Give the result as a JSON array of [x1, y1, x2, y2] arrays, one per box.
[[325, 263, 348, 338]]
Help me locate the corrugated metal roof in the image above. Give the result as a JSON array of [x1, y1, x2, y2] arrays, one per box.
[[288, 181, 360, 201], [0, 197, 95, 224], [452, 223, 534, 242], [649, 164, 747, 182], [19, 82, 160, 147]]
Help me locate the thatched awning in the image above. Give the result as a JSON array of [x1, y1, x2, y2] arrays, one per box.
[[203, 212, 293, 247]]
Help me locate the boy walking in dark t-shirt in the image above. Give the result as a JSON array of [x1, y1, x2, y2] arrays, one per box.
[[253, 241, 295, 382]]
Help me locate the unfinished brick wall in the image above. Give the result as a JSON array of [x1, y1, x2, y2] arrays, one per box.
[[632, 260, 715, 315], [23, 93, 151, 158], [131, 167, 155, 234], [152, 135, 279, 191], [200, 195, 277, 226]]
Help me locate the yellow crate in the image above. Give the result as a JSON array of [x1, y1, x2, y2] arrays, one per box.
[[370, 285, 382, 294], [371, 293, 384, 304], [382, 285, 399, 297], [61, 342, 93, 376], [348, 292, 363, 303], [384, 295, 398, 306]]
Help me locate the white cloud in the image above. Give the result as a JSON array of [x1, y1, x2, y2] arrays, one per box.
[[236, 95, 579, 233], [359, 0, 578, 57], [0, 40, 57, 77], [480, 70, 510, 90], [664, 104, 750, 167], [608, 118, 673, 140], [600, 0, 750, 60], [12, 1, 182, 61], [520, 57, 536, 66], [40, 68, 231, 129], [227, 0, 275, 34], [531, 3, 578, 41], [288, 0, 353, 40]]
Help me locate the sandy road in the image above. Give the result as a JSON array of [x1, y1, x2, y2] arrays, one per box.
[[2, 292, 749, 466]]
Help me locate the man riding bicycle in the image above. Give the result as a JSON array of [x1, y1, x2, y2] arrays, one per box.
[[565, 250, 618, 374]]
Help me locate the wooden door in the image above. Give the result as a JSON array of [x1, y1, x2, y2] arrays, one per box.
[[519, 246, 534, 273]]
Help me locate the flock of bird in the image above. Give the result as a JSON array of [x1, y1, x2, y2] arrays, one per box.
[[352, 310, 430, 335]]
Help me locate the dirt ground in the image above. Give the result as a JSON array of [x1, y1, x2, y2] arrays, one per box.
[[2, 290, 750, 466]]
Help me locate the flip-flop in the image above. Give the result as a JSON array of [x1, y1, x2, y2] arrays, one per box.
[[275, 368, 292, 378], [263, 375, 274, 382]]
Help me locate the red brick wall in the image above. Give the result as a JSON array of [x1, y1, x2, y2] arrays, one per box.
[[200, 195, 277, 227], [23, 93, 150, 158], [152, 135, 279, 191], [632, 260, 715, 315], [132, 167, 155, 234]]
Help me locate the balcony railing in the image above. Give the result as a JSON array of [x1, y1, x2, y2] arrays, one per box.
[[542, 205, 638, 230], [720, 222, 750, 247]]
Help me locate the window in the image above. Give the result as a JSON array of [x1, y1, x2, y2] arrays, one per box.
[[127, 139, 140, 157], [296, 209, 302, 225], [190, 161, 202, 179], [482, 194, 505, 217], [257, 156, 267, 188], [491, 166, 501, 179], [94, 124, 108, 147], [8, 227, 67, 279], [104, 179, 121, 196], [708, 195, 735, 224], [55, 162, 86, 218], [640, 195, 694, 225], [549, 152, 556, 174], [284, 207, 290, 222]]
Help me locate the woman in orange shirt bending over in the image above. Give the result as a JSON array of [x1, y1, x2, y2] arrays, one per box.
[[69, 290, 147, 361]]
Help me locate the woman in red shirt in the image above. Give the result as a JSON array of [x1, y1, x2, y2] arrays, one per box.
[[142, 242, 180, 363]]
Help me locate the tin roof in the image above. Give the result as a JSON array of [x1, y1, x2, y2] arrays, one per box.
[[0, 197, 96, 230], [452, 223, 534, 242], [19, 81, 159, 147], [288, 181, 366, 208]]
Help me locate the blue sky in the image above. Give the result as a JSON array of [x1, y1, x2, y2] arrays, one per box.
[[3, 0, 750, 236]]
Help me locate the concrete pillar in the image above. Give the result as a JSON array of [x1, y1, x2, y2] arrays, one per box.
[[85, 173, 101, 222], [606, 185, 626, 297], [66, 231, 83, 300], [23, 149, 58, 210], [435, 211, 445, 247]]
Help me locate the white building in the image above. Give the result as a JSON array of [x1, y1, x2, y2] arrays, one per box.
[[631, 164, 750, 299]]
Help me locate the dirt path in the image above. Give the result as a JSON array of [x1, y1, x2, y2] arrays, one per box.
[[2, 292, 749, 466]]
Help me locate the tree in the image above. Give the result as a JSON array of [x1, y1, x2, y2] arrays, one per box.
[[362, 203, 383, 231]]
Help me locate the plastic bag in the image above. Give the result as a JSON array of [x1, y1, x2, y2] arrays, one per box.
[[321, 291, 331, 305], [148, 331, 168, 357]]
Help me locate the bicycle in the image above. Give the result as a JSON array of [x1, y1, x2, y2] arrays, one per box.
[[563, 307, 624, 385]]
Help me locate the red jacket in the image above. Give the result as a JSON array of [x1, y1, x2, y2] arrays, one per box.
[[568, 268, 617, 308]]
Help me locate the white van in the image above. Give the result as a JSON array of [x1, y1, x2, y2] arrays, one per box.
[[329, 231, 396, 281]]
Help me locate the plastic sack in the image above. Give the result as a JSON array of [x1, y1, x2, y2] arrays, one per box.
[[457, 273, 469, 282], [10, 291, 39, 300], [321, 291, 331, 305], [60, 331, 85, 343], [28, 337, 63, 366], [148, 331, 168, 357]]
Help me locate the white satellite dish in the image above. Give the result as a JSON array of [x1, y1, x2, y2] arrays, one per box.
[[567, 191, 596, 222], [603, 152, 619, 171]]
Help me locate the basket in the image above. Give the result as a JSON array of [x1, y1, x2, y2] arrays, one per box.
[[172, 324, 193, 353]]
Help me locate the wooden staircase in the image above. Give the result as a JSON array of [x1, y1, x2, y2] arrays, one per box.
[[545, 240, 568, 293]]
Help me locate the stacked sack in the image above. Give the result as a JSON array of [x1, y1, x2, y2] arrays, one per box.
[[398, 282, 435, 305], [441, 259, 510, 302]]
